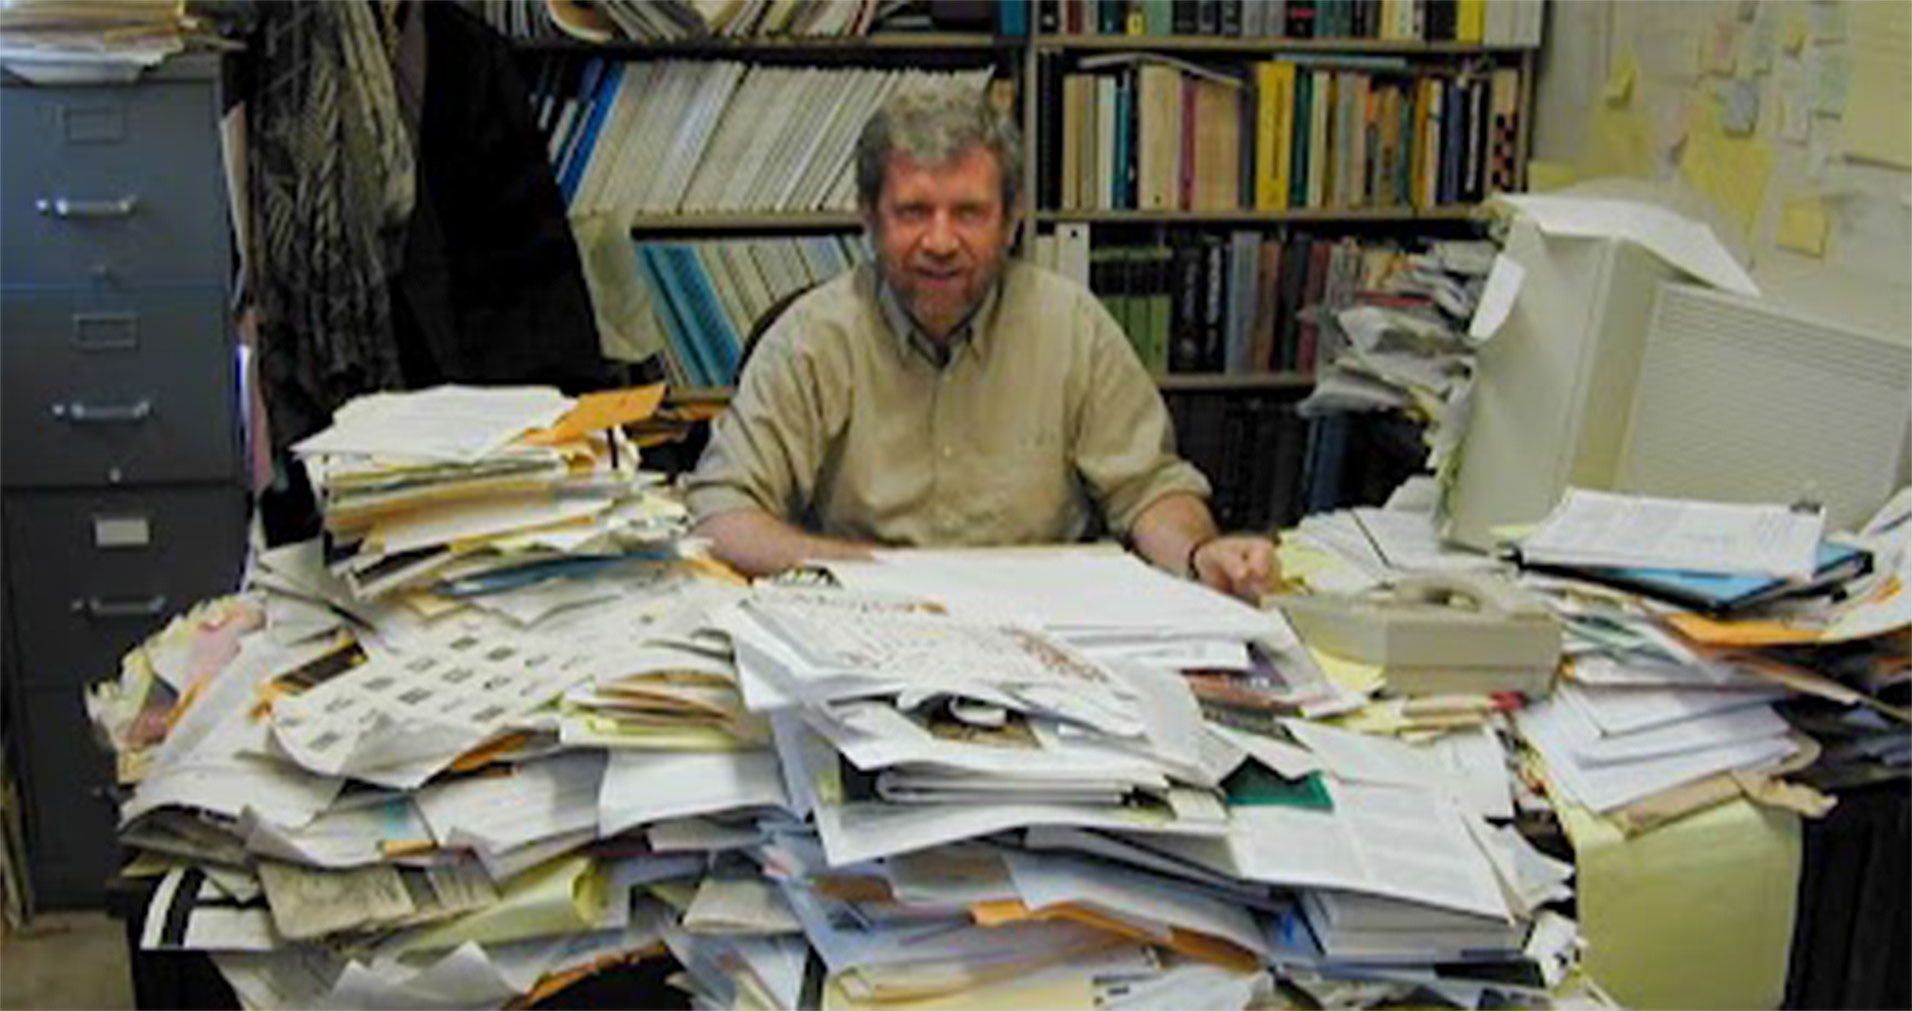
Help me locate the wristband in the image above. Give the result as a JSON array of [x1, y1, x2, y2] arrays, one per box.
[[1185, 534, 1221, 580]]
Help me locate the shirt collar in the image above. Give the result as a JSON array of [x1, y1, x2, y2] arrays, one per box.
[[875, 271, 1002, 369]]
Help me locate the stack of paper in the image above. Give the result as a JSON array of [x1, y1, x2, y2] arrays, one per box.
[[293, 385, 688, 603], [1299, 238, 1498, 474], [90, 510, 1621, 1010]]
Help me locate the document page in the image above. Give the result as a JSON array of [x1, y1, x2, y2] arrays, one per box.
[[1520, 489, 1824, 577]]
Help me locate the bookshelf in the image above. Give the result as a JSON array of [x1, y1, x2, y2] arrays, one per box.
[[500, 0, 1543, 527]]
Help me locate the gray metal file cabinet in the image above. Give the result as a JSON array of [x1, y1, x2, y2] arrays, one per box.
[[1, 55, 247, 908]]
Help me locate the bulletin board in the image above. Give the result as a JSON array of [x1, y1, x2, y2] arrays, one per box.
[[1528, 0, 1912, 337]]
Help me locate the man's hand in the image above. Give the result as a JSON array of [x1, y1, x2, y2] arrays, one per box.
[[1191, 534, 1279, 602]]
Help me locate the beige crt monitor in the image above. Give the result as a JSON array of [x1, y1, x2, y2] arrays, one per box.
[[1615, 282, 1912, 533], [1441, 218, 1690, 550]]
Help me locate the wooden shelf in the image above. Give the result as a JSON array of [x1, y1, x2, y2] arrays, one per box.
[[627, 212, 863, 233], [1157, 371, 1314, 392], [1037, 206, 1483, 225], [1035, 34, 1535, 55], [516, 32, 1013, 56]]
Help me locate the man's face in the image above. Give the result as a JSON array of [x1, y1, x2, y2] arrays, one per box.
[[866, 145, 1018, 342]]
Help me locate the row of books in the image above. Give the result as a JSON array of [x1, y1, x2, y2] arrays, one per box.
[[635, 236, 870, 389], [465, 0, 918, 41], [528, 59, 993, 217], [1170, 393, 1313, 531], [1043, 56, 1520, 212], [1033, 225, 1401, 378], [1040, 0, 1544, 46]]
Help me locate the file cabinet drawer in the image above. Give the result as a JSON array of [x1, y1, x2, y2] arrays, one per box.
[[3, 486, 245, 688], [14, 685, 121, 908], [0, 79, 227, 287], [2, 286, 238, 487]]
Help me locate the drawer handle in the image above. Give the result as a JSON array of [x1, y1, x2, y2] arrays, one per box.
[[35, 196, 138, 219], [72, 595, 168, 619], [51, 398, 153, 423]]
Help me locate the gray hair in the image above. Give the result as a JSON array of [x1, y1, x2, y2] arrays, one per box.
[[854, 81, 1023, 211]]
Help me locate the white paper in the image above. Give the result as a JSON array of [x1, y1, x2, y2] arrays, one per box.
[[142, 867, 283, 952], [1212, 725, 1322, 780], [1495, 194, 1760, 296], [1005, 850, 1268, 957], [1520, 488, 1825, 577], [826, 549, 1282, 641], [1467, 254, 1526, 342], [598, 749, 786, 836], [1159, 780, 1512, 920], [1515, 695, 1796, 811], [243, 796, 432, 869], [268, 615, 601, 788], [414, 750, 606, 856], [293, 385, 574, 462]]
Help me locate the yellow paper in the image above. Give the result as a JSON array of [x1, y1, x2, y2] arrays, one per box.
[[1579, 105, 1655, 180], [395, 855, 604, 951], [1783, 13, 1807, 54], [1310, 646, 1384, 696], [1559, 798, 1799, 1011], [1603, 55, 1638, 106], [522, 384, 667, 445], [1525, 160, 1579, 192], [1841, 0, 1912, 168], [822, 973, 1097, 1011], [1679, 102, 1774, 242], [1776, 195, 1830, 256]]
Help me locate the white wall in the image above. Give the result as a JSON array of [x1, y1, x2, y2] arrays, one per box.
[[1530, 0, 1912, 339]]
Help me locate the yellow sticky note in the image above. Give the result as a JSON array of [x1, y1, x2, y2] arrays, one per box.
[[1776, 196, 1830, 256], [1526, 160, 1579, 192], [1783, 13, 1807, 53], [1679, 101, 1775, 242], [1580, 105, 1655, 180], [1604, 55, 1638, 105]]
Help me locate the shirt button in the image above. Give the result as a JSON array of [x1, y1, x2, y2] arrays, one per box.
[[941, 446, 954, 459]]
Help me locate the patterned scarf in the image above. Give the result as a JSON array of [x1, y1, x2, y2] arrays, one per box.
[[250, 0, 417, 449]]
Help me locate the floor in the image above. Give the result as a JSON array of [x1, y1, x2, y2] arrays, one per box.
[[1, 910, 135, 1010]]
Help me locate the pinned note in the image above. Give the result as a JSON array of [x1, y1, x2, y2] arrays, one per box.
[[1750, 12, 1776, 73], [1783, 12, 1808, 53], [1841, 0, 1912, 169], [1680, 102, 1775, 243], [1809, 1, 1846, 44], [1720, 79, 1761, 136], [1812, 49, 1851, 115], [1776, 196, 1831, 257], [1604, 56, 1638, 106], [1704, 16, 1740, 75]]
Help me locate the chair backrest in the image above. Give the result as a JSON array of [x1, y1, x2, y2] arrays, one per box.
[[735, 283, 819, 379]]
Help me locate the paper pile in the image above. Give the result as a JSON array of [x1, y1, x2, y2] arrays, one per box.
[[1298, 238, 1497, 475], [90, 523, 1612, 1009]]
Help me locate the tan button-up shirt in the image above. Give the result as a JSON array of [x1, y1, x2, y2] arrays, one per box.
[[685, 260, 1211, 547]]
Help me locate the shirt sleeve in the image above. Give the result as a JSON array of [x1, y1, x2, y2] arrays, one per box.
[[684, 310, 833, 526], [1069, 296, 1213, 535]]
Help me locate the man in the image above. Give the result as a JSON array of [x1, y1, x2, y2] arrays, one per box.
[[686, 84, 1278, 600]]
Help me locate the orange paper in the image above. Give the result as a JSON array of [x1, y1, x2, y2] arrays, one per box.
[[521, 384, 667, 445]]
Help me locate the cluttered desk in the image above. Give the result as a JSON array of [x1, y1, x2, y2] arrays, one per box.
[[75, 193, 1912, 1011]]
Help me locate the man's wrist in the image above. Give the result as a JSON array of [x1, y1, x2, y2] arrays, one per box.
[[1184, 534, 1221, 580]]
